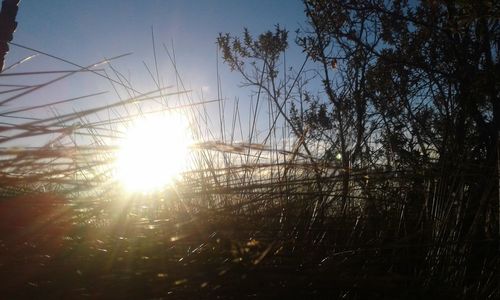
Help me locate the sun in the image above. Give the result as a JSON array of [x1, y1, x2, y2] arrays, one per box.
[[114, 113, 192, 193]]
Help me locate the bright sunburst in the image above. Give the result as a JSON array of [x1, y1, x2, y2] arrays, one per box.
[[114, 113, 192, 193]]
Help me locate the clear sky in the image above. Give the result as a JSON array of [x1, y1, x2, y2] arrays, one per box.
[[8, 0, 307, 102], [4, 0, 309, 145]]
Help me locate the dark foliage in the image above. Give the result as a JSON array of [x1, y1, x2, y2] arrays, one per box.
[[216, 0, 499, 298]]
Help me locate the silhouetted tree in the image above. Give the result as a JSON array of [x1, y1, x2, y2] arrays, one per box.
[[0, 0, 20, 71], [218, 0, 499, 297]]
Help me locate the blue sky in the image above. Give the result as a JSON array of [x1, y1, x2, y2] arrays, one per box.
[[3, 0, 309, 146], [8, 0, 307, 98]]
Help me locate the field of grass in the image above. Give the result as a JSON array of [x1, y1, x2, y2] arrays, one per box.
[[0, 42, 498, 300]]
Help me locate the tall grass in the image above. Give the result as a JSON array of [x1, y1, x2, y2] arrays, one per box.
[[0, 41, 497, 299]]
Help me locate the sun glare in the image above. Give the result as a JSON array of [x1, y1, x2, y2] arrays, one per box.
[[114, 113, 192, 193]]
